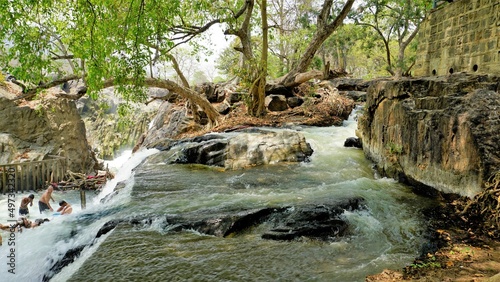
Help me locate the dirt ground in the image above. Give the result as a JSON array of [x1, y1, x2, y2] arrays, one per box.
[[367, 234, 500, 282]]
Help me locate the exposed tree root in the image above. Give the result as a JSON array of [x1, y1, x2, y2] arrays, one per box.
[[459, 171, 500, 238]]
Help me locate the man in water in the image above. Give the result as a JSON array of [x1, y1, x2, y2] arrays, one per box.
[[39, 185, 55, 214], [19, 194, 35, 216], [56, 200, 73, 215]]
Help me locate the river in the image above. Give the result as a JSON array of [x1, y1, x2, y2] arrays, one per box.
[[0, 109, 436, 281]]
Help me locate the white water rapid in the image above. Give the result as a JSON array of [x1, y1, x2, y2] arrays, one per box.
[[0, 108, 435, 281]]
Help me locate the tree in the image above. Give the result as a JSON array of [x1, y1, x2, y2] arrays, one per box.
[[267, 0, 315, 76], [248, 0, 269, 117], [277, 0, 355, 87], [220, 0, 355, 110], [0, 0, 356, 126], [319, 23, 366, 72], [352, 0, 431, 77], [0, 0, 247, 127]]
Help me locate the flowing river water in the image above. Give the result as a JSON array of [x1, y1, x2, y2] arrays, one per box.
[[0, 110, 437, 281]]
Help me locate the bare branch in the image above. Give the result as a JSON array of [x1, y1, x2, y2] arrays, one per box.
[[51, 55, 75, 60], [14, 74, 81, 100]]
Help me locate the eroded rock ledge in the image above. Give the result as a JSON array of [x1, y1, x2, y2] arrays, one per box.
[[357, 73, 500, 197]]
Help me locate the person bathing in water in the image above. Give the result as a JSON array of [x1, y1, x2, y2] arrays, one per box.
[[0, 217, 50, 231], [0, 217, 49, 245], [56, 200, 72, 215], [19, 194, 35, 216], [39, 184, 55, 214]]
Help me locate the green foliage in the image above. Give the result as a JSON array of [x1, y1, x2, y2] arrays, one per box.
[[0, 0, 238, 101], [34, 104, 44, 117], [386, 142, 403, 155], [0, 0, 430, 112], [350, 0, 432, 76], [116, 103, 133, 131], [410, 255, 441, 269]]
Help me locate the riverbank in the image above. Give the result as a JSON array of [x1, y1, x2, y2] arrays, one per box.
[[367, 189, 500, 281]]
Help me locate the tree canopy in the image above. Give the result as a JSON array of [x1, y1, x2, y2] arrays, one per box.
[[0, 0, 431, 123]]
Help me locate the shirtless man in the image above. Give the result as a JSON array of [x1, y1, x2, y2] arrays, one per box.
[[39, 185, 55, 214], [57, 200, 73, 215], [19, 194, 35, 216]]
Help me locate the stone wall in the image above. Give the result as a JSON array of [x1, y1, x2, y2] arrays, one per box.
[[414, 0, 500, 76]]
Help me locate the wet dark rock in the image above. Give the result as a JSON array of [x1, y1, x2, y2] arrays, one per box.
[[96, 219, 122, 238], [344, 137, 362, 148], [287, 96, 304, 108], [160, 197, 365, 241], [262, 219, 348, 241], [42, 245, 86, 282], [261, 198, 365, 241]]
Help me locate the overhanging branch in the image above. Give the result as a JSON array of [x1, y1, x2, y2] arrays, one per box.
[[14, 74, 82, 101]]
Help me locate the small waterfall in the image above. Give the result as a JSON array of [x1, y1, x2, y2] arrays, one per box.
[[0, 148, 159, 281], [94, 148, 159, 203]]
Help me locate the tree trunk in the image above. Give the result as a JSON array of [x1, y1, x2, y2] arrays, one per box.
[[225, 0, 254, 62], [167, 54, 190, 88], [279, 0, 355, 88], [248, 0, 268, 117], [143, 78, 219, 127]]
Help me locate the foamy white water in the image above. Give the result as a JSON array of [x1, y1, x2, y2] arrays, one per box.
[[0, 148, 159, 281], [94, 148, 159, 203]]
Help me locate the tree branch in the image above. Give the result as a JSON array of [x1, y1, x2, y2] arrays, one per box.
[[51, 55, 75, 60], [14, 74, 82, 100]]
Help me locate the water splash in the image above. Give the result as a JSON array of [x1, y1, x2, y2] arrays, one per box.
[[94, 148, 159, 204], [0, 147, 159, 281]]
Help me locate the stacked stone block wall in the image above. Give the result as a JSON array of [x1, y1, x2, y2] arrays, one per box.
[[414, 0, 500, 76]]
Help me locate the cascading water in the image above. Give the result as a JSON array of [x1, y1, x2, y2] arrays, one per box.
[[0, 108, 436, 281]]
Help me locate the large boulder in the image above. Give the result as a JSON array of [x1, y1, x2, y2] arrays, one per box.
[[139, 102, 201, 149], [265, 94, 288, 112], [357, 73, 500, 197], [0, 86, 96, 173], [225, 129, 313, 169], [145, 129, 314, 170]]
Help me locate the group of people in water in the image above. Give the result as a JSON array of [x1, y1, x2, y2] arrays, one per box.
[[0, 184, 73, 234], [25, 184, 73, 216]]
